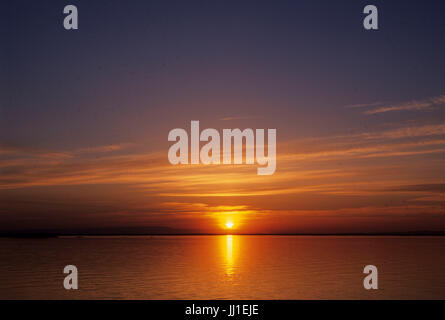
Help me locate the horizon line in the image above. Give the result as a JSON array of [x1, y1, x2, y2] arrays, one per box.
[[1, 232, 445, 238]]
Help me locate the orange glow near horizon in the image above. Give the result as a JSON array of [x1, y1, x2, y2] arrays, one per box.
[[2, 120, 445, 234]]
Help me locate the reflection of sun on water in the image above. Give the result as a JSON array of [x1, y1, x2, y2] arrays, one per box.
[[224, 235, 234, 276], [217, 211, 240, 277]]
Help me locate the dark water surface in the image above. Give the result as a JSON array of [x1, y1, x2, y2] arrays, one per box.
[[0, 236, 444, 299]]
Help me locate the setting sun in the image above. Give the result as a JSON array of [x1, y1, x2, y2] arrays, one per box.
[[225, 222, 234, 229]]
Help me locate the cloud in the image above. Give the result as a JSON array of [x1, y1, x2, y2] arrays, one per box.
[[345, 101, 384, 109], [388, 184, 445, 193], [281, 132, 445, 163], [363, 95, 445, 115], [2, 121, 445, 196], [0, 142, 134, 161], [363, 123, 445, 139], [76, 143, 135, 154], [219, 115, 262, 121]]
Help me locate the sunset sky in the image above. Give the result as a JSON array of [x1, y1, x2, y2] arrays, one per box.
[[1, 0, 445, 234]]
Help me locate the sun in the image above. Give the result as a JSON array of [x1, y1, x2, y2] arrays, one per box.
[[225, 221, 234, 229]]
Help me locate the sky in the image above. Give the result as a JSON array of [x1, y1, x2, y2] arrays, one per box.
[[1, 0, 445, 234]]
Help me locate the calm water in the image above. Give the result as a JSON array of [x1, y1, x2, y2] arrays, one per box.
[[0, 236, 444, 299]]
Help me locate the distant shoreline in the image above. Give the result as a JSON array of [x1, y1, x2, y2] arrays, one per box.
[[1, 232, 445, 238]]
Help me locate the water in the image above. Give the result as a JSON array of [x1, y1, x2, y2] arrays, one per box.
[[0, 236, 444, 299]]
